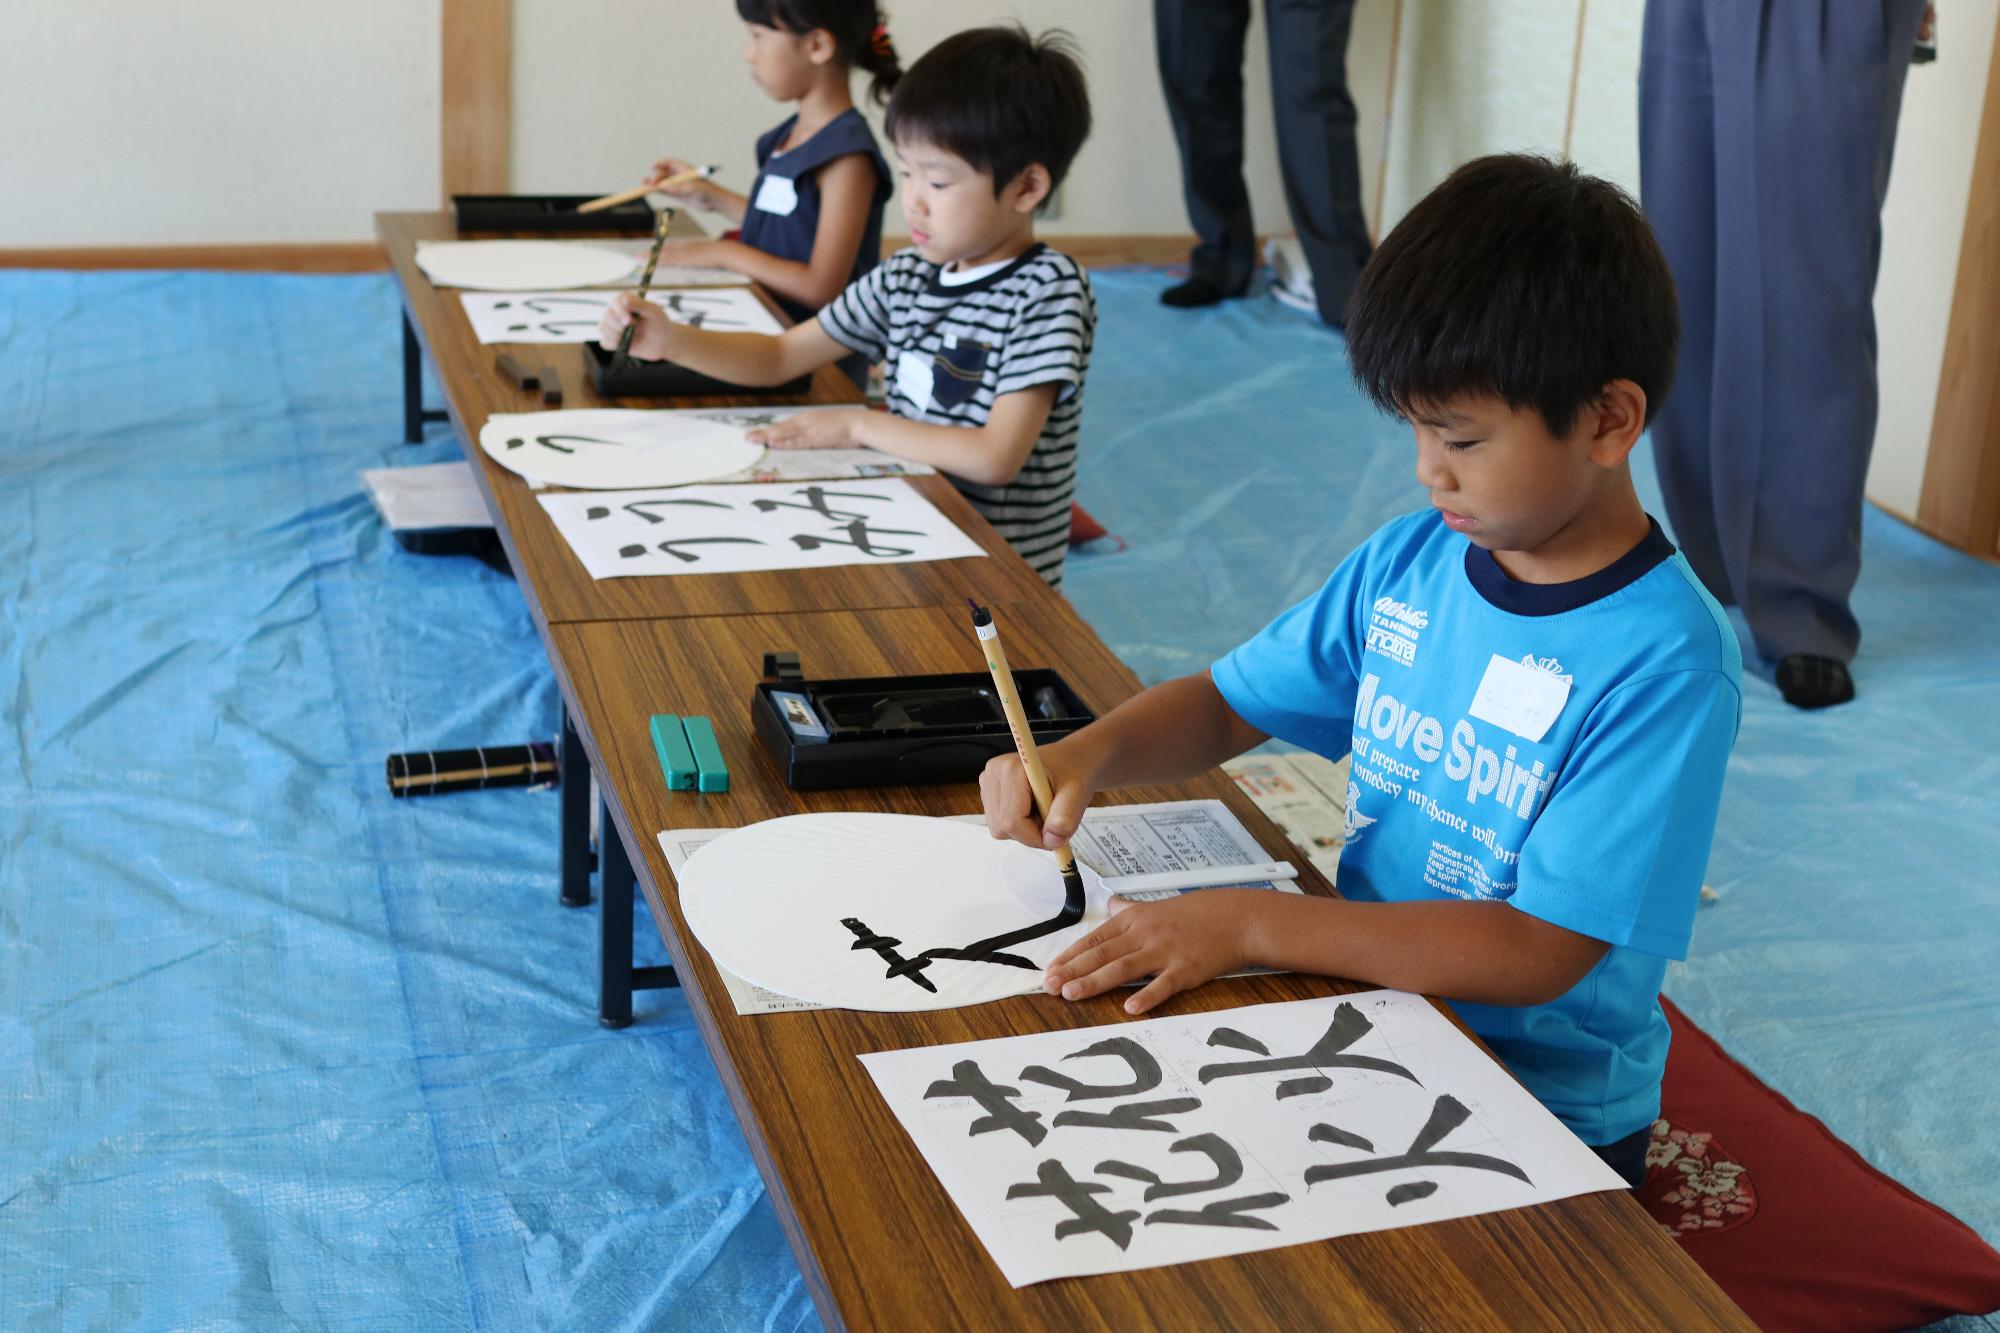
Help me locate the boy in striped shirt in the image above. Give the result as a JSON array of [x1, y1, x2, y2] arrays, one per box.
[[600, 25, 1096, 587]]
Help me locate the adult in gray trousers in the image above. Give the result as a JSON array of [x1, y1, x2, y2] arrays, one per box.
[[1154, 0, 1373, 326], [1639, 0, 1930, 708]]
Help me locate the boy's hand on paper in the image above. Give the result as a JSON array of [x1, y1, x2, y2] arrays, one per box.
[[747, 409, 868, 450], [980, 751, 1094, 851], [597, 294, 671, 360], [1043, 891, 1262, 1015]]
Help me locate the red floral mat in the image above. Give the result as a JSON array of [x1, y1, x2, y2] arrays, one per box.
[[1645, 997, 2000, 1330]]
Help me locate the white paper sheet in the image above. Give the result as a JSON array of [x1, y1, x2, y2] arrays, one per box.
[[479, 408, 764, 490], [458, 286, 785, 344], [860, 989, 1629, 1286], [538, 477, 984, 579], [415, 240, 639, 290], [664, 407, 933, 484], [679, 813, 1100, 1012], [359, 461, 493, 531], [660, 802, 1299, 1017]]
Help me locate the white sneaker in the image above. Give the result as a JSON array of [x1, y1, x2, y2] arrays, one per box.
[[1263, 235, 1317, 313]]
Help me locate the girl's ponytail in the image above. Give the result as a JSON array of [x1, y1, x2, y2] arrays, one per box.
[[857, 12, 902, 106]]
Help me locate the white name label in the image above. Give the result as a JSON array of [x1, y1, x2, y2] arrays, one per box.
[[752, 174, 799, 216], [1467, 654, 1570, 743]]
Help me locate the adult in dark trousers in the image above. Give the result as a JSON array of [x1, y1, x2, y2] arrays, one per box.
[[1639, 0, 1931, 708], [1155, 0, 1373, 326]]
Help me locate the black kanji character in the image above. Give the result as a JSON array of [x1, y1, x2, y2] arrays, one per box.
[[923, 1059, 1045, 1145], [790, 520, 922, 558], [1198, 1001, 1420, 1089], [1099, 1135, 1290, 1231], [1304, 1094, 1531, 1202], [1005, 1161, 1139, 1250]]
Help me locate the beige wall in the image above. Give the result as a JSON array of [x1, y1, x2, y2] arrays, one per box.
[[0, 0, 441, 245], [1870, 0, 1999, 517], [511, 0, 1394, 239], [1374, 0, 1996, 517], [5, 0, 1987, 514]]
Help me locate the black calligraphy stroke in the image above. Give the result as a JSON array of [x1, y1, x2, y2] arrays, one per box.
[[587, 498, 735, 524], [842, 917, 935, 994], [494, 296, 608, 314], [1021, 1037, 1162, 1102], [618, 537, 766, 562], [1305, 1094, 1531, 1202], [504, 433, 622, 455], [750, 486, 892, 523], [1199, 1002, 1422, 1088]]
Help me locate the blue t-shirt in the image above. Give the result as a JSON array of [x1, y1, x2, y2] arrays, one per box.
[[738, 108, 892, 325], [1211, 510, 1742, 1144]]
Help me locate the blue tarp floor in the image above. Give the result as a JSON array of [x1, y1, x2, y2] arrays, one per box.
[[1, 267, 1994, 1330]]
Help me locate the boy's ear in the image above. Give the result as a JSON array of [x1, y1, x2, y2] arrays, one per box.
[[1584, 378, 1648, 467], [1005, 163, 1054, 215]]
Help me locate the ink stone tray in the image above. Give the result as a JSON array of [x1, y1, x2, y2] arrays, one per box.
[[451, 194, 655, 234], [583, 342, 813, 399], [752, 666, 1096, 790]]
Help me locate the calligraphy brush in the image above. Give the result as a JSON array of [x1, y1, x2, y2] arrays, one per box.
[[607, 204, 676, 377], [968, 600, 1088, 923], [575, 163, 718, 214]]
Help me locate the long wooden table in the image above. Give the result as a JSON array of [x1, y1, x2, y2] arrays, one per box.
[[378, 209, 1752, 1330], [379, 212, 1050, 627]]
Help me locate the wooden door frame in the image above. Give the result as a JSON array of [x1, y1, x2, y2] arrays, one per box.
[[441, 0, 510, 200], [1917, 15, 2000, 559]]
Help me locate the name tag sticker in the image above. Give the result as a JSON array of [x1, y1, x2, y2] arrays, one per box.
[[895, 348, 933, 407], [753, 174, 799, 216], [1467, 654, 1570, 742]]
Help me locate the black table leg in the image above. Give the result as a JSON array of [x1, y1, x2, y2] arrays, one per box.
[[560, 706, 594, 908], [599, 798, 637, 1029], [595, 791, 680, 1030], [401, 311, 448, 444]]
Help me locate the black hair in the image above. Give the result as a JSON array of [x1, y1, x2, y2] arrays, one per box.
[[735, 0, 902, 105], [883, 25, 1092, 195], [1344, 153, 1679, 438]]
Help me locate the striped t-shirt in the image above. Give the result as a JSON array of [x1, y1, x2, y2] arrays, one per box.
[[817, 244, 1095, 587]]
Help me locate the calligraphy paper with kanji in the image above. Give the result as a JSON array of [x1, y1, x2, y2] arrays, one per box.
[[537, 478, 986, 579], [860, 990, 1626, 1286]]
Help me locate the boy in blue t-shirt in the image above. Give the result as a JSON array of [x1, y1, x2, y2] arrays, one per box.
[[979, 154, 1742, 1186]]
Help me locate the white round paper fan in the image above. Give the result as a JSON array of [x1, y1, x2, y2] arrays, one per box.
[[680, 813, 1109, 1012], [478, 409, 764, 490], [416, 240, 638, 291]]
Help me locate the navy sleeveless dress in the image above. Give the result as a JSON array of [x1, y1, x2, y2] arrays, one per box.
[[738, 108, 892, 385]]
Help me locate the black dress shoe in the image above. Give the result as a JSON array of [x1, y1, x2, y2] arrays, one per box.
[[1775, 654, 1856, 709], [1160, 276, 1241, 308]]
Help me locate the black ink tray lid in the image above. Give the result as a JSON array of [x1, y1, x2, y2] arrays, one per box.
[[751, 666, 1095, 790], [583, 341, 813, 399], [451, 194, 655, 234]]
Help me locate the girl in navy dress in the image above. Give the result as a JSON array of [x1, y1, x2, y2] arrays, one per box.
[[646, 2, 898, 380]]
